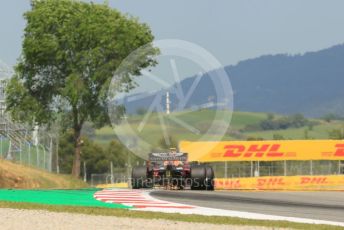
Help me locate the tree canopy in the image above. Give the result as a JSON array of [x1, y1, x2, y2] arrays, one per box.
[[6, 0, 158, 177]]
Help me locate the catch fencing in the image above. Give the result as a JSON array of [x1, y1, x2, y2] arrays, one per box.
[[0, 119, 54, 171], [90, 168, 130, 187], [209, 160, 343, 178], [0, 77, 55, 172]]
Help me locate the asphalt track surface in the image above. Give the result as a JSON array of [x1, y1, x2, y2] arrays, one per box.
[[150, 190, 344, 222]]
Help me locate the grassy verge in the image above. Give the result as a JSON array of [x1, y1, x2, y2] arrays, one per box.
[[0, 201, 342, 230], [0, 159, 87, 189]]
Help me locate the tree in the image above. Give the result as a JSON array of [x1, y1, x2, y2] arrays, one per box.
[[5, 0, 158, 177], [136, 107, 147, 116], [267, 113, 275, 121], [322, 113, 337, 123], [58, 130, 143, 178], [246, 136, 264, 141], [328, 128, 344, 140], [272, 133, 285, 140], [289, 113, 307, 128], [303, 129, 309, 140], [158, 135, 178, 150], [259, 113, 311, 131]]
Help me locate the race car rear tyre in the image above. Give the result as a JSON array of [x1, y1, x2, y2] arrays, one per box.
[[132, 166, 152, 189], [190, 166, 206, 190], [205, 166, 215, 191]]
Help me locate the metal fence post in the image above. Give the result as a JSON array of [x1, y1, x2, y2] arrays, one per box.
[[19, 141, 22, 164], [284, 160, 287, 176], [126, 154, 130, 182], [310, 160, 313, 175], [238, 163, 241, 177], [83, 161, 87, 182], [43, 145, 46, 170], [7, 140, 12, 160], [91, 174, 94, 187], [110, 161, 114, 184], [56, 137, 60, 174], [36, 145, 39, 168], [0, 136, 3, 158], [28, 143, 31, 166], [339, 160, 341, 175], [49, 137, 53, 172], [250, 161, 253, 177], [224, 161, 228, 178]]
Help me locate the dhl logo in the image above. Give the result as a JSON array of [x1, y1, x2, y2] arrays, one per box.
[[335, 144, 344, 156], [223, 144, 284, 158], [221, 143, 344, 158], [300, 177, 328, 184], [215, 179, 240, 189], [215, 175, 344, 190], [257, 177, 285, 187]]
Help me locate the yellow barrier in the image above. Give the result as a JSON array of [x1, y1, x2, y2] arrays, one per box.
[[180, 140, 344, 162], [215, 175, 344, 191], [96, 182, 128, 189]]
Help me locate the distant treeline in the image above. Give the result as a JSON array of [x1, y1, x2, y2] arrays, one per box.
[[244, 113, 319, 131]]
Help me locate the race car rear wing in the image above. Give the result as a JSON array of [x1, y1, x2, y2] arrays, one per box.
[[149, 152, 188, 162]]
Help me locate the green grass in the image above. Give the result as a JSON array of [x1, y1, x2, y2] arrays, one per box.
[[244, 120, 343, 140], [94, 110, 344, 148], [230, 111, 267, 129], [0, 189, 128, 208], [0, 201, 342, 230], [95, 110, 266, 145]]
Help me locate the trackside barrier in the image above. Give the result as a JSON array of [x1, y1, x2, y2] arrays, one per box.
[[180, 140, 344, 162], [94, 176, 344, 190], [215, 175, 344, 191], [96, 182, 128, 189]]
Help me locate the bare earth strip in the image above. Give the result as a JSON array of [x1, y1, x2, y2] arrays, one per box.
[[0, 208, 283, 230]]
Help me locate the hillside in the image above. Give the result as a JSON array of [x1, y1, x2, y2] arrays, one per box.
[[121, 43, 344, 117], [0, 159, 87, 189], [95, 110, 344, 147], [228, 44, 344, 116]]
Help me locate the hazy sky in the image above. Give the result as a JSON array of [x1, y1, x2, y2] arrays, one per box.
[[1, 0, 344, 67]]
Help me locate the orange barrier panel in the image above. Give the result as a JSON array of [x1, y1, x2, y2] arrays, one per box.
[[215, 175, 344, 191], [180, 140, 344, 162]]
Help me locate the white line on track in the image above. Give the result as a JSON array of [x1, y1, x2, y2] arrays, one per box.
[[94, 189, 344, 227]]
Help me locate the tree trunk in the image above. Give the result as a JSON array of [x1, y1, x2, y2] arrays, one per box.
[[71, 126, 82, 178]]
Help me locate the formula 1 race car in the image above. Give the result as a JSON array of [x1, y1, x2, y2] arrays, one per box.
[[131, 149, 214, 190]]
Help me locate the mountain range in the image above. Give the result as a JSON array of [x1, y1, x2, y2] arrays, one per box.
[[120, 43, 344, 117]]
